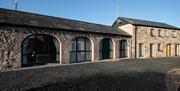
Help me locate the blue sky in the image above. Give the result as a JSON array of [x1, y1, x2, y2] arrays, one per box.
[[0, 0, 180, 27]]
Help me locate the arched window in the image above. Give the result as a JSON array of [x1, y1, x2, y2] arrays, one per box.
[[21, 34, 60, 67], [70, 37, 91, 63], [99, 38, 113, 60], [119, 40, 128, 58]]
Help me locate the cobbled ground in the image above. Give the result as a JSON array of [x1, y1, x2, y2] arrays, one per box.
[[0, 57, 180, 91]]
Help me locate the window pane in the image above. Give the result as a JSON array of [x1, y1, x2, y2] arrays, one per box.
[[120, 40, 128, 58], [70, 52, 76, 63], [86, 52, 91, 61], [77, 38, 85, 51], [22, 55, 28, 64], [85, 39, 91, 50], [70, 37, 92, 63], [71, 41, 76, 51], [23, 38, 29, 54], [22, 54, 33, 65], [77, 52, 85, 62]]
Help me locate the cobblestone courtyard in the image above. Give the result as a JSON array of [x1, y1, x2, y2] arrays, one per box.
[[0, 57, 180, 91]]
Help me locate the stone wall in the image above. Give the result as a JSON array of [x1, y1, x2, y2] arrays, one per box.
[[0, 25, 131, 71], [136, 26, 180, 58], [118, 23, 180, 58], [119, 24, 136, 58]]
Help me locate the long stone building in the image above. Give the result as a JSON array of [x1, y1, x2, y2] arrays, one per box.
[[0, 8, 179, 71]]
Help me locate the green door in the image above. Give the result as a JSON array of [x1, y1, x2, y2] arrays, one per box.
[[102, 39, 110, 59], [100, 38, 113, 60]]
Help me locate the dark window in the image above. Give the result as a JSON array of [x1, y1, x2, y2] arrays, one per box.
[[158, 43, 162, 51], [165, 30, 169, 37], [139, 43, 144, 57], [172, 31, 177, 38], [70, 37, 91, 63], [151, 29, 156, 37], [158, 29, 162, 37], [119, 40, 128, 58], [150, 44, 153, 57], [99, 38, 113, 60]]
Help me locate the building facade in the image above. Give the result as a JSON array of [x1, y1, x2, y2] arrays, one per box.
[[113, 17, 180, 58], [0, 8, 131, 71], [0, 8, 179, 71]]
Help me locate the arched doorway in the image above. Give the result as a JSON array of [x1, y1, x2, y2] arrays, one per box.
[[70, 37, 92, 63], [119, 40, 128, 58], [21, 34, 60, 67], [99, 38, 113, 60]]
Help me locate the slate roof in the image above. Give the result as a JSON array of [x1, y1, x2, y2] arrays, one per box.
[[118, 17, 180, 30], [0, 8, 130, 36]]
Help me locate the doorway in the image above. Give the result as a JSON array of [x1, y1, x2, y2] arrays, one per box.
[[21, 34, 60, 67], [175, 44, 180, 56], [166, 44, 171, 56], [99, 38, 113, 60], [150, 44, 156, 57]]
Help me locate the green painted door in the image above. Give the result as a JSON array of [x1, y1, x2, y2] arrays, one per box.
[[102, 39, 110, 59]]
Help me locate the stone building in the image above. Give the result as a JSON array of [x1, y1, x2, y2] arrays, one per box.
[[113, 17, 180, 58], [0, 8, 179, 71], [0, 8, 131, 70]]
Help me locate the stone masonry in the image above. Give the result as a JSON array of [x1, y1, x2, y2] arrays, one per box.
[[136, 26, 180, 58], [118, 22, 180, 58], [0, 25, 131, 71]]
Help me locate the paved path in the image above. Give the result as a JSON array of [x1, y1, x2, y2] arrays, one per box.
[[0, 57, 180, 91]]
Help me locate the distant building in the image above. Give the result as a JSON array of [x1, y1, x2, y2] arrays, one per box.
[[0, 8, 179, 71], [113, 17, 180, 58]]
